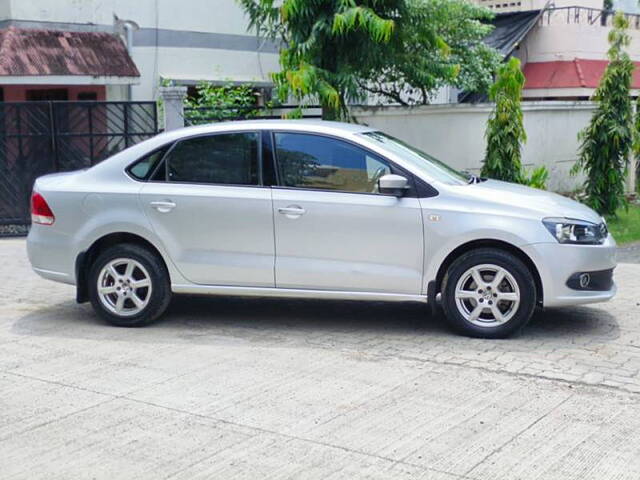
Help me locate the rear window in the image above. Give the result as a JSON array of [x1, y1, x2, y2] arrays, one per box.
[[165, 132, 259, 185], [128, 147, 168, 181]]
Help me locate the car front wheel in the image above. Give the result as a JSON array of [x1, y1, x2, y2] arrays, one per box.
[[441, 248, 537, 338], [88, 243, 171, 327]]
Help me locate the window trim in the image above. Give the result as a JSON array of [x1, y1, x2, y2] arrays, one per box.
[[148, 147, 170, 182], [269, 130, 435, 198], [261, 130, 279, 187], [125, 128, 439, 197], [131, 130, 265, 188]]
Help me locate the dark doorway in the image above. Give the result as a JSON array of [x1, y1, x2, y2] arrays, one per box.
[[26, 89, 69, 101], [77, 92, 98, 101]]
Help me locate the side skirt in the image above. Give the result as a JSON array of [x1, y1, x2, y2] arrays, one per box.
[[171, 284, 428, 303]]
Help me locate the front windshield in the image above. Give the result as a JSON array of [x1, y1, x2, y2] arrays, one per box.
[[361, 131, 470, 186]]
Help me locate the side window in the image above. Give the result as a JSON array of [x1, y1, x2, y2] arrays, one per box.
[[165, 132, 259, 185], [128, 147, 168, 181], [274, 133, 391, 194]]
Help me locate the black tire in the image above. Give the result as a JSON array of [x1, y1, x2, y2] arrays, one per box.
[[88, 243, 171, 327], [441, 248, 536, 338]]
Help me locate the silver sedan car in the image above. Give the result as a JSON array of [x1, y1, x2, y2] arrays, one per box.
[[27, 120, 616, 338]]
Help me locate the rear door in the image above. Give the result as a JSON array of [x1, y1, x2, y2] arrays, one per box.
[[139, 131, 275, 287], [270, 132, 424, 294]]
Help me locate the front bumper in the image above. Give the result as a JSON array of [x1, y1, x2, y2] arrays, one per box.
[[521, 235, 617, 308]]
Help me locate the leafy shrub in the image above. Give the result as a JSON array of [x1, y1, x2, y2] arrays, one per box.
[[572, 12, 632, 215], [481, 57, 526, 184], [185, 82, 261, 125], [522, 165, 549, 190]]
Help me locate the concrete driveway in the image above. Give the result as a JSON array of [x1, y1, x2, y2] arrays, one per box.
[[2, 237, 640, 479]]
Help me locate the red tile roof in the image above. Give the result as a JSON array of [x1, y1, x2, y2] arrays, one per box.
[[523, 58, 640, 89], [0, 27, 140, 77]]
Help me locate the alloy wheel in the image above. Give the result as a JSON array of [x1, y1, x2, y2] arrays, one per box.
[[454, 264, 520, 326], [97, 258, 152, 317]]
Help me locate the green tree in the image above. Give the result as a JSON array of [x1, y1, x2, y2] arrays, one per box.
[[237, 0, 499, 120], [360, 0, 499, 105], [573, 12, 633, 215], [481, 57, 527, 183], [635, 94, 640, 194]]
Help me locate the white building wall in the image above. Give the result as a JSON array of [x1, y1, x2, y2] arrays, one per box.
[[0, 0, 280, 101], [352, 102, 598, 192], [476, 0, 608, 13], [105, 85, 128, 101], [0, 0, 10, 20], [2, 0, 256, 35], [522, 15, 640, 64], [129, 46, 279, 101]]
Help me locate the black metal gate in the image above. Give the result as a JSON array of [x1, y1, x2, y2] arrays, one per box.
[[0, 101, 157, 235]]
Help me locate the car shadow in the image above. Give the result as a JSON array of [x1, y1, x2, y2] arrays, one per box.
[[11, 294, 621, 346], [167, 294, 443, 331], [525, 305, 621, 342]]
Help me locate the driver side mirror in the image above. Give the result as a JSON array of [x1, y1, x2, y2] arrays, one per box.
[[378, 174, 409, 197]]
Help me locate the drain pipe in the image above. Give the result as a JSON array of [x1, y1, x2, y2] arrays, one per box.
[[122, 20, 137, 100]]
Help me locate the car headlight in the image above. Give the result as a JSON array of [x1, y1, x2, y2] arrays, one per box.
[[542, 218, 607, 245]]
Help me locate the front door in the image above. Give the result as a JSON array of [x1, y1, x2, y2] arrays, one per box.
[[271, 132, 424, 294], [140, 131, 275, 287]]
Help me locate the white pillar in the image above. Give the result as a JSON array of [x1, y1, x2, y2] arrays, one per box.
[[629, 102, 638, 196], [627, 155, 638, 195], [159, 86, 187, 131]]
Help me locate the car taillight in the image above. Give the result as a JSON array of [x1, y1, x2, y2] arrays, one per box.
[[31, 192, 55, 225]]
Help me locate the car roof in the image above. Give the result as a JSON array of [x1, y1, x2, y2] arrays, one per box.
[[194, 119, 374, 132], [158, 119, 376, 143]]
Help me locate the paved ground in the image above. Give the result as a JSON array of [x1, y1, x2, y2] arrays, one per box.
[[2, 238, 640, 479], [617, 241, 640, 264]]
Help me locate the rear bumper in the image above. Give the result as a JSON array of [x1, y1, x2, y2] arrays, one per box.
[[27, 225, 76, 285], [521, 236, 617, 308]]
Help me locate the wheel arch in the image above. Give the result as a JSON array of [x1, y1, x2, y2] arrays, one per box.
[[434, 239, 543, 306], [75, 232, 169, 303]]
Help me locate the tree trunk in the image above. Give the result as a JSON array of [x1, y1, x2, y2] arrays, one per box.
[[321, 91, 346, 121], [321, 104, 337, 121]]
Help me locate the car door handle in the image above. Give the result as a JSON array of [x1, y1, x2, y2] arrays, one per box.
[[278, 206, 306, 216], [150, 200, 176, 213]]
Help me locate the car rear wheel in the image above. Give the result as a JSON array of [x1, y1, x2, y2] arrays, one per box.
[[88, 243, 171, 327], [441, 248, 536, 338]]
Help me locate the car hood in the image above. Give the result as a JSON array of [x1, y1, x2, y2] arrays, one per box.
[[452, 179, 602, 224]]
